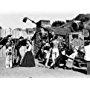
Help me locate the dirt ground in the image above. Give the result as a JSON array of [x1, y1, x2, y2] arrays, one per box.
[[0, 57, 90, 78]]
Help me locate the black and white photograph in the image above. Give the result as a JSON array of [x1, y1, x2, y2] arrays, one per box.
[[0, 13, 90, 78], [1, 0, 90, 90], [0, 0, 90, 79]]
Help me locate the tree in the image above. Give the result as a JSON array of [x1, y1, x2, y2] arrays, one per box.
[[74, 14, 89, 22], [51, 21, 65, 27]]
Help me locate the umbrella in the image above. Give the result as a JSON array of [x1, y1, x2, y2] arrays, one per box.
[[19, 36, 24, 39], [6, 35, 12, 38]]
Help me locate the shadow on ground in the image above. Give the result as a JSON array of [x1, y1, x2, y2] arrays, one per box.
[[72, 68, 87, 74]]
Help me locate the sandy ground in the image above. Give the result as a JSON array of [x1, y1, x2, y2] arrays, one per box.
[[0, 57, 90, 78]]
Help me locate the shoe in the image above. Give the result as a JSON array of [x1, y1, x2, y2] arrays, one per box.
[[6, 66, 9, 68], [49, 66, 55, 69]]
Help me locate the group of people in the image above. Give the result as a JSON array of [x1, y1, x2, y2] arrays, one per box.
[[32, 27, 87, 69], [5, 36, 35, 68], [2, 27, 87, 70]]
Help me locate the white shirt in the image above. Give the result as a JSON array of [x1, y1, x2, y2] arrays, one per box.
[[19, 46, 26, 58], [85, 45, 90, 61]]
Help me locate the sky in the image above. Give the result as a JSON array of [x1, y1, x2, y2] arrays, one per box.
[[0, 13, 79, 29], [0, 0, 90, 29]]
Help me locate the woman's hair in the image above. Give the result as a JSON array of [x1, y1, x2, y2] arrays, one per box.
[[19, 36, 24, 39]]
